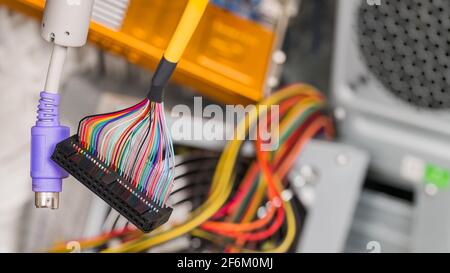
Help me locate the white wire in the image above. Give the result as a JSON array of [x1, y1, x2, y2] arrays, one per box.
[[44, 44, 67, 93]]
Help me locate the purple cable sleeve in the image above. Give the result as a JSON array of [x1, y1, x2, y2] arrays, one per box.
[[31, 91, 69, 192]]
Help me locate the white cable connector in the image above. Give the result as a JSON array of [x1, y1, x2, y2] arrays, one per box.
[[41, 0, 94, 93], [41, 0, 95, 48]]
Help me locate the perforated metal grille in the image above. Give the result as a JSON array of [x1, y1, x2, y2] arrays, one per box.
[[358, 0, 450, 109]]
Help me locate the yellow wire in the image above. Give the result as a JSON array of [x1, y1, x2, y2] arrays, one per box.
[[240, 99, 320, 222], [235, 98, 320, 226], [164, 0, 209, 63]]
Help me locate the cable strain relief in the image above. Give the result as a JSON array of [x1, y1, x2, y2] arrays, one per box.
[[147, 86, 164, 103], [146, 57, 177, 102], [36, 91, 61, 126]]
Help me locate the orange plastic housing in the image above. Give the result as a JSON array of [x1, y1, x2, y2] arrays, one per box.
[[0, 0, 276, 104]]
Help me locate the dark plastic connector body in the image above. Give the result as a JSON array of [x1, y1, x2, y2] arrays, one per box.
[[51, 135, 172, 233]]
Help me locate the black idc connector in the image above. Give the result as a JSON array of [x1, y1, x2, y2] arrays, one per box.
[[51, 135, 172, 233]]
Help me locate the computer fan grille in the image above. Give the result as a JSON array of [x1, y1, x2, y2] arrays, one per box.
[[358, 0, 450, 109]]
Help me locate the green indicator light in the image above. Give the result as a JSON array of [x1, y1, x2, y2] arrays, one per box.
[[424, 164, 450, 190]]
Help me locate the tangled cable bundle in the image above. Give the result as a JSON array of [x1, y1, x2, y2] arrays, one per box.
[[194, 84, 334, 252], [50, 83, 334, 253], [78, 99, 175, 206]]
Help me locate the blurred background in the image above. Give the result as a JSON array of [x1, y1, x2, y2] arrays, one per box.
[[0, 0, 449, 253]]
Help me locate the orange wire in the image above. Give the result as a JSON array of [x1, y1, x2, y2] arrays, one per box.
[[202, 204, 277, 232], [231, 116, 333, 250], [276, 116, 334, 179]]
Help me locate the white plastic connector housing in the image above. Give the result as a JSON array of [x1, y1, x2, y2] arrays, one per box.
[[41, 0, 94, 47]]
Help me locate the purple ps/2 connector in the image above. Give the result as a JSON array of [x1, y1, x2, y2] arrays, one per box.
[[31, 91, 69, 194]]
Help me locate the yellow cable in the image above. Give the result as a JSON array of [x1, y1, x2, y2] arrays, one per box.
[[164, 0, 209, 63]]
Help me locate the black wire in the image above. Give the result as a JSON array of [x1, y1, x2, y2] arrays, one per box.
[[171, 171, 216, 195], [171, 188, 209, 207], [175, 154, 220, 168], [288, 192, 307, 253], [111, 214, 121, 231], [174, 162, 218, 180]]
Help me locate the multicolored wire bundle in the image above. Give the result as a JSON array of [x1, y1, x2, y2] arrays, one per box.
[[74, 0, 208, 208], [50, 83, 334, 253], [78, 100, 175, 206], [78, 99, 174, 206]]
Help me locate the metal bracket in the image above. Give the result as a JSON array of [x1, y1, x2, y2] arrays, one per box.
[[293, 140, 369, 252]]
